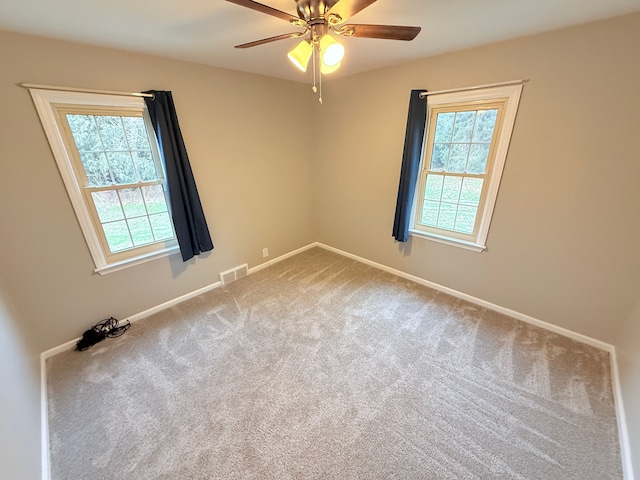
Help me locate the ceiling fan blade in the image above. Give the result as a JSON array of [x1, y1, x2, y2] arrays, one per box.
[[225, 0, 299, 23], [325, 0, 378, 24], [235, 32, 301, 48], [340, 24, 421, 41]]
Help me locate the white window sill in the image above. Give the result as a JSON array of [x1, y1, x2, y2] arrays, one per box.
[[409, 230, 486, 252], [95, 245, 181, 275]]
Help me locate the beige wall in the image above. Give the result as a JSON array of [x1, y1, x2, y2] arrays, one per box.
[[617, 298, 640, 477], [2, 12, 640, 479], [0, 30, 316, 355], [315, 13, 640, 345], [0, 31, 314, 480], [0, 274, 41, 480]]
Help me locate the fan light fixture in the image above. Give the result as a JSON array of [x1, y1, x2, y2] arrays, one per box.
[[287, 39, 313, 72], [227, 0, 422, 103], [319, 34, 344, 67], [287, 34, 344, 73], [286, 31, 345, 102]]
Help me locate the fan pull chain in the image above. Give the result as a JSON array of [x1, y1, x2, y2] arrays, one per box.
[[312, 45, 318, 93], [319, 65, 323, 104]]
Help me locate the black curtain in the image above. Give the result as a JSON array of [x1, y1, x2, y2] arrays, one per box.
[[144, 90, 213, 262], [392, 89, 428, 242]]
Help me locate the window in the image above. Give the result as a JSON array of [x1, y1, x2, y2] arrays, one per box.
[[29, 89, 178, 274], [411, 85, 522, 251]]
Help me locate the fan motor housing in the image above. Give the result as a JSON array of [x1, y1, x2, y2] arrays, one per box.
[[295, 0, 339, 22]]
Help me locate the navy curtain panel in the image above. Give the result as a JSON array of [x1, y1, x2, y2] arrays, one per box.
[[144, 91, 213, 262], [392, 89, 428, 242]]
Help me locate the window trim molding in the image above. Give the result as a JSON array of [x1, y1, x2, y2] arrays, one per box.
[[410, 84, 523, 251], [95, 245, 179, 275], [29, 88, 179, 274], [408, 229, 487, 252]]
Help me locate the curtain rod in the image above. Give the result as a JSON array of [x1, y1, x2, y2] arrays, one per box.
[[418, 79, 528, 99], [20, 83, 154, 99]]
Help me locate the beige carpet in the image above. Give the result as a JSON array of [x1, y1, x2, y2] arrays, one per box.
[[46, 247, 622, 479]]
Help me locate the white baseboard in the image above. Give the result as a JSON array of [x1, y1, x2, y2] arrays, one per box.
[[248, 242, 320, 275], [316, 243, 613, 352], [41, 243, 320, 360], [38, 242, 322, 479], [125, 280, 222, 324], [315, 242, 634, 480], [39, 240, 634, 480], [38, 278, 223, 480], [40, 281, 223, 361], [40, 353, 51, 480], [610, 349, 636, 480]]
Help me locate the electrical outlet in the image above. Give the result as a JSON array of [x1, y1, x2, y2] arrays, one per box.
[[262, 248, 269, 258]]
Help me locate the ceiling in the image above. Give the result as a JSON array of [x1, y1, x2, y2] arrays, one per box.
[[1, 0, 639, 83]]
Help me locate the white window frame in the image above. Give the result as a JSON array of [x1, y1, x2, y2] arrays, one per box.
[[410, 85, 523, 252], [29, 88, 179, 274]]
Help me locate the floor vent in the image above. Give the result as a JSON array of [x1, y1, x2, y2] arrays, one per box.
[[219, 264, 249, 285]]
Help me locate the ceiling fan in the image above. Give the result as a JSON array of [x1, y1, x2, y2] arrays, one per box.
[[225, 0, 421, 101]]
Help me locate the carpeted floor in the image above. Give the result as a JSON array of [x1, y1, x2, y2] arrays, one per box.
[[46, 247, 622, 479]]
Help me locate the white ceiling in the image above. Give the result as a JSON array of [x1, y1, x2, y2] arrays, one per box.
[[1, 0, 639, 82]]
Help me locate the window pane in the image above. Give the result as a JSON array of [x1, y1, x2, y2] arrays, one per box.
[[430, 144, 449, 171], [437, 202, 457, 230], [424, 174, 444, 201], [447, 144, 469, 173], [150, 213, 174, 241], [79, 152, 112, 186], [452, 111, 476, 143], [421, 106, 501, 237], [127, 217, 154, 246], [460, 178, 483, 206], [107, 152, 137, 184], [66, 115, 102, 151], [434, 112, 455, 143], [92, 190, 124, 223], [467, 144, 490, 174], [118, 188, 147, 218], [102, 220, 133, 252], [472, 109, 498, 143], [455, 205, 478, 234], [442, 176, 462, 203], [133, 151, 158, 182], [422, 201, 439, 226], [67, 113, 160, 188], [95, 116, 128, 150], [122, 117, 151, 150], [141, 185, 169, 214]]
